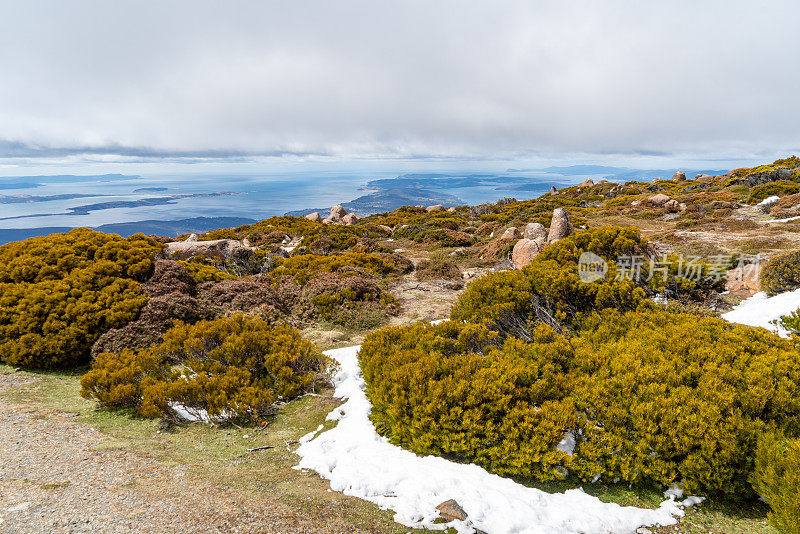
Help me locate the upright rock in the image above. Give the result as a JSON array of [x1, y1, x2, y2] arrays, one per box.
[[330, 205, 347, 221], [671, 171, 686, 181], [547, 208, 574, 244], [550, 185, 557, 194], [305, 212, 323, 222]]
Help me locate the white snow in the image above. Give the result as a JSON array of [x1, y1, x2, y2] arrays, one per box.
[[757, 215, 800, 223], [756, 195, 780, 207], [294, 345, 691, 534], [721, 288, 800, 337]]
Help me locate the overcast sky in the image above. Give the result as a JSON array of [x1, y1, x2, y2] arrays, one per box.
[[1, 0, 799, 167]]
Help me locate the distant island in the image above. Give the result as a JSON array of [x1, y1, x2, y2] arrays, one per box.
[[133, 187, 168, 193], [287, 187, 464, 217]]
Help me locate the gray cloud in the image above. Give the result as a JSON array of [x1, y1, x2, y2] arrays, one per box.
[[0, 0, 798, 161]]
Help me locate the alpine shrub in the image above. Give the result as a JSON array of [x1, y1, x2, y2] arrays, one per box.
[[761, 250, 800, 296], [360, 308, 800, 495], [751, 431, 800, 533], [81, 314, 329, 424], [0, 229, 163, 368]]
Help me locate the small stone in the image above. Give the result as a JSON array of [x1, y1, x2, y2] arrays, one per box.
[[436, 499, 468, 522]]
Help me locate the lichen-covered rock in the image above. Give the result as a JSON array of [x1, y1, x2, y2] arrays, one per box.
[[671, 170, 686, 181]]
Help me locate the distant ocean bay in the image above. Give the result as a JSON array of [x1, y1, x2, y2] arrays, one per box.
[[0, 165, 726, 244]]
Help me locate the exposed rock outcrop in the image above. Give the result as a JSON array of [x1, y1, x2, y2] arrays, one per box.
[[165, 236, 244, 260], [671, 170, 686, 181], [578, 178, 594, 188], [330, 205, 347, 220], [426, 204, 445, 212]]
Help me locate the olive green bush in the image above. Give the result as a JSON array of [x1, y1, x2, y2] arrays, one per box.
[[751, 431, 800, 533], [451, 226, 647, 334], [360, 308, 800, 495], [81, 314, 329, 424], [0, 229, 163, 368], [761, 250, 800, 296]]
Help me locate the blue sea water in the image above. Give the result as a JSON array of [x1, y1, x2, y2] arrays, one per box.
[[0, 170, 567, 231]]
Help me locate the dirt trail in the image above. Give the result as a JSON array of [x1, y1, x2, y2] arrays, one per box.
[[0, 373, 374, 534]]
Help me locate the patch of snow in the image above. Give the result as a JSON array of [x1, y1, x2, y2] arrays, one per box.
[[294, 346, 689, 534], [556, 431, 576, 456], [758, 215, 800, 223], [721, 288, 800, 337], [169, 402, 212, 423], [663, 484, 684, 500], [756, 195, 780, 207]]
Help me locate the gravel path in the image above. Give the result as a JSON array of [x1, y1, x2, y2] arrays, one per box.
[[0, 373, 373, 533]]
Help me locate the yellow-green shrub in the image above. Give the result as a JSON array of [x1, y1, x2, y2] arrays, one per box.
[[0, 229, 163, 368], [761, 250, 800, 296], [272, 252, 403, 284], [360, 307, 800, 495], [360, 321, 578, 480], [451, 226, 647, 332], [179, 258, 235, 283], [751, 431, 800, 533], [81, 314, 329, 424]]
